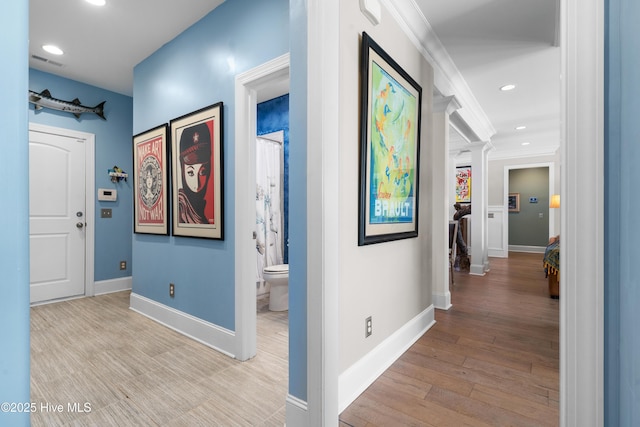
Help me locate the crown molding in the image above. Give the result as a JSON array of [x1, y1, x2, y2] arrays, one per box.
[[381, 0, 496, 143]]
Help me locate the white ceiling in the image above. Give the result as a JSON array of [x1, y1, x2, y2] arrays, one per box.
[[415, 0, 561, 158], [29, 0, 225, 96], [29, 0, 561, 159]]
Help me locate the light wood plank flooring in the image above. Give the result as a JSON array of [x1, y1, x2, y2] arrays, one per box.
[[32, 252, 557, 426], [340, 252, 559, 427], [30, 293, 288, 426]]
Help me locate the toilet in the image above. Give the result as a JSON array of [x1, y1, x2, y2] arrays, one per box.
[[263, 264, 289, 311]]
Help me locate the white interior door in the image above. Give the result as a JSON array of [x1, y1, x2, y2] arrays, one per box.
[[29, 130, 86, 304]]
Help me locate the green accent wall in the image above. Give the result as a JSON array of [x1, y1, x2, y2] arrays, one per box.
[[508, 167, 549, 247]]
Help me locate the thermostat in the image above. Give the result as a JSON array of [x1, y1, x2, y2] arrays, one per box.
[[98, 188, 117, 201]]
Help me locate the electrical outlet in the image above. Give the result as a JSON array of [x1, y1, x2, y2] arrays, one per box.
[[169, 283, 175, 297], [119, 261, 126, 270], [365, 316, 372, 338]]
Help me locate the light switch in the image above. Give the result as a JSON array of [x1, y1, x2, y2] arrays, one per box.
[[101, 208, 112, 218]]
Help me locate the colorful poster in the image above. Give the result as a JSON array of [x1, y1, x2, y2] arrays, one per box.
[[170, 102, 224, 240], [368, 61, 418, 225], [359, 32, 422, 245], [133, 125, 169, 235], [137, 136, 164, 225], [455, 166, 471, 203]]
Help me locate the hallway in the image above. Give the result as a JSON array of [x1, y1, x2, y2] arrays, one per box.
[[340, 252, 559, 426]]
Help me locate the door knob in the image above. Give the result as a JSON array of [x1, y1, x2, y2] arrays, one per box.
[[76, 222, 84, 229]]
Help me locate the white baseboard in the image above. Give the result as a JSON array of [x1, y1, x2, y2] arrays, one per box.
[[94, 276, 132, 295], [129, 292, 236, 358], [509, 245, 546, 254], [432, 291, 452, 310], [469, 264, 486, 275], [338, 305, 436, 413], [285, 394, 308, 426], [488, 248, 508, 258]]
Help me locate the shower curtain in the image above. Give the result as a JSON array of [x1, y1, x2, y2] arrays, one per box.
[[256, 136, 284, 285]]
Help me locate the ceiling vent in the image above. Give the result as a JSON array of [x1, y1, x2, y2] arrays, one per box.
[[31, 54, 64, 67]]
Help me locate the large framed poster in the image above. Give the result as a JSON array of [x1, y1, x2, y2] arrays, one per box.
[[170, 102, 224, 239], [133, 124, 169, 235], [358, 32, 423, 246]]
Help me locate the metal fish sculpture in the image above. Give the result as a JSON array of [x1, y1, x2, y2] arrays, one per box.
[[29, 89, 106, 120]]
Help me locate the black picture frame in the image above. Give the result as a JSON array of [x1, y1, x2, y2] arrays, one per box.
[[133, 124, 170, 235], [508, 193, 520, 212], [358, 32, 423, 246], [170, 102, 224, 239]]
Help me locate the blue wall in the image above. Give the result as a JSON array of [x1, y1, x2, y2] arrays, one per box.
[[605, 0, 640, 425], [132, 0, 289, 329], [0, 1, 30, 425], [258, 94, 290, 263], [29, 69, 134, 282]]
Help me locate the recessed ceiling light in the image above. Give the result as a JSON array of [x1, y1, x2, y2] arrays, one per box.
[[85, 0, 106, 5], [515, 125, 527, 130], [500, 84, 516, 91], [521, 142, 531, 146], [42, 45, 63, 55]]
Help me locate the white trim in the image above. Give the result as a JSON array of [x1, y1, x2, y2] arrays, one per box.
[[561, 0, 604, 424], [94, 277, 132, 295], [308, 0, 340, 424], [381, 0, 495, 143], [432, 292, 452, 311], [488, 205, 507, 258], [285, 394, 308, 426], [129, 292, 236, 358], [338, 305, 436, 413], [28, 123, 95, 299], [234, 53, 290, 362], [508, 245, 546, 254]]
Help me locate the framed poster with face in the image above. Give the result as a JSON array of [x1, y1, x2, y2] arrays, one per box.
[[133, 124, 169, 235], [358, 32, 423, 245], [170, 102, 224, 239]]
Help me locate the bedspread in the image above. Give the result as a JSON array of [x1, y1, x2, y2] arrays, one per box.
[[543, 240, 560, 276]]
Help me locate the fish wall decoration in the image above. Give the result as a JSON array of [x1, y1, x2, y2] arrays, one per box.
[[29, 89, 106, 120]]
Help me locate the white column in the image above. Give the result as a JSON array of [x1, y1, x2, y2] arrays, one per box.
[[432, 95, 461, 310], [469, 142, 493, 275]]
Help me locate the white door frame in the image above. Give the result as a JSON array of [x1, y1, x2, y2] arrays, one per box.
[[28, 122, 95, 299], [234, 53, 290, 361], [561, 0, 604, 424]]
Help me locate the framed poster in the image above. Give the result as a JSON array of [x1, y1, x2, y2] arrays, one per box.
[[133, 124, 169, 235], [170, 102, 224, 239], [455, 166, 471, 203], [508, 193, 520, 212], [358, 32, 422, 246]]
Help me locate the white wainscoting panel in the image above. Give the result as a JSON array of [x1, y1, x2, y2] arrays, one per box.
[[488, 205, 507, 258]]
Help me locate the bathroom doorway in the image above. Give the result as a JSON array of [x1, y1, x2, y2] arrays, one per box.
[[234, 54, 290, 361], [256, 96, 289, 299]]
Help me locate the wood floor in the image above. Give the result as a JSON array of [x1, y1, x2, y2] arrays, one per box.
[[339, 252, 559, 427], [30, 293, 289, 426], [31, 252, 557, 426]]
